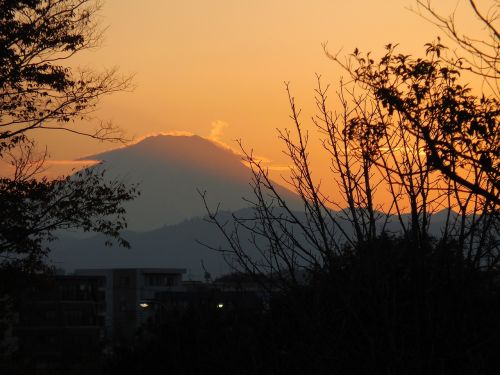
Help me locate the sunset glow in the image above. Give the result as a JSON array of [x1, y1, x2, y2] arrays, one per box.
[[37, 0, 480, 181], [2, 2, 498, 370]]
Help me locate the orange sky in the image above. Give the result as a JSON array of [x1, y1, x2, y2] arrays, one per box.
[[33, 0, 483, 196]]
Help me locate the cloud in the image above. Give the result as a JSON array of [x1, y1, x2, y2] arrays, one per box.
[[46, 159, 100, 166], [267, 165, 294, 171], [241, 156, 294, 173], [204, 120, 236, 152], [43, 160, 102, 179], [206, 122, 290, 172], [124, 131, 196, 149], [75, 131, 199, 159], [0, 159, 100, 180], [135, 130, 195, 141], [209, 120, 229, 142]]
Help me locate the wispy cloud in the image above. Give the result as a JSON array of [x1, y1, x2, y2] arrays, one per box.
[[0, 159, 100, 180], [241, 159, 293, 172], [46, 159, 100, 166], [208, 123, 293, 172], [267, 165, 294, 171], [204, 120, 237, 153], [133, 131, 196, 143], [208, 120, 229, 142]]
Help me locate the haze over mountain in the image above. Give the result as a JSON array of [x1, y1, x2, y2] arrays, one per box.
[[51, 214, 233, 279], [83, 134, 299, 231], [50, 206, 456, 278], [52, 134, 461, 277]]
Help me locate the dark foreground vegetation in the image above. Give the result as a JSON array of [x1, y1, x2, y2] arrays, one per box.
[[1, 0, 498, 374], [105, 236, 500, 375], [107, 1, 499, 373], [1, 1, 135, 372]]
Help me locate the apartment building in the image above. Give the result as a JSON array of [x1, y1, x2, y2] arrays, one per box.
[[15, 275, 106, 374], [75, 268, 186, 339]]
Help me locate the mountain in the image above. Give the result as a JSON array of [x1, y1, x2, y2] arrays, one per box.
[[53, 135, 463, 277], [82, 134, 299, 231]]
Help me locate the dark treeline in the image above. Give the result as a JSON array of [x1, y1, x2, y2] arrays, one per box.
[[1, 0, 499, 374], [1, 1, 135, 373], [107, 1, 499, 373], [106, 236, 500, 375]]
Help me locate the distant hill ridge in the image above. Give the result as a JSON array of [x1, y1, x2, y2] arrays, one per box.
[[50, 207, 459, 278]]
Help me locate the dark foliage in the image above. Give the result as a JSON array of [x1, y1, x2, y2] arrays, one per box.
[[0, 1, 137, 367], [0, 0, 137, 276], [105, 236, 500, 375], [0, 0, 131, 147], [0, 0, 137, 272], [0, 167, 137, 275], [329, 44, 499, 206]]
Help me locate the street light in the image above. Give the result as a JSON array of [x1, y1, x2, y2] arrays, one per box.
[[138, 300, 167, 311], [138, 300, 168, 325]]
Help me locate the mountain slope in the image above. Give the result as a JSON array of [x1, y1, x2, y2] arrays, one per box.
[[83, 134, 299, 231]]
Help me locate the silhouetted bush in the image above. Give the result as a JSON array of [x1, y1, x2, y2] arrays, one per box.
[[105, 235, 500, 375]]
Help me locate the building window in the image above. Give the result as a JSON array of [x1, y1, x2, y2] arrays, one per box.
[[119, 276, 130, 287], [144, 273, 176, 287]]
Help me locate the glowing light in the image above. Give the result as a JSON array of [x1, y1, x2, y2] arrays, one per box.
[[216, 303, 224, 309], [139, 303, 150, 308]]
